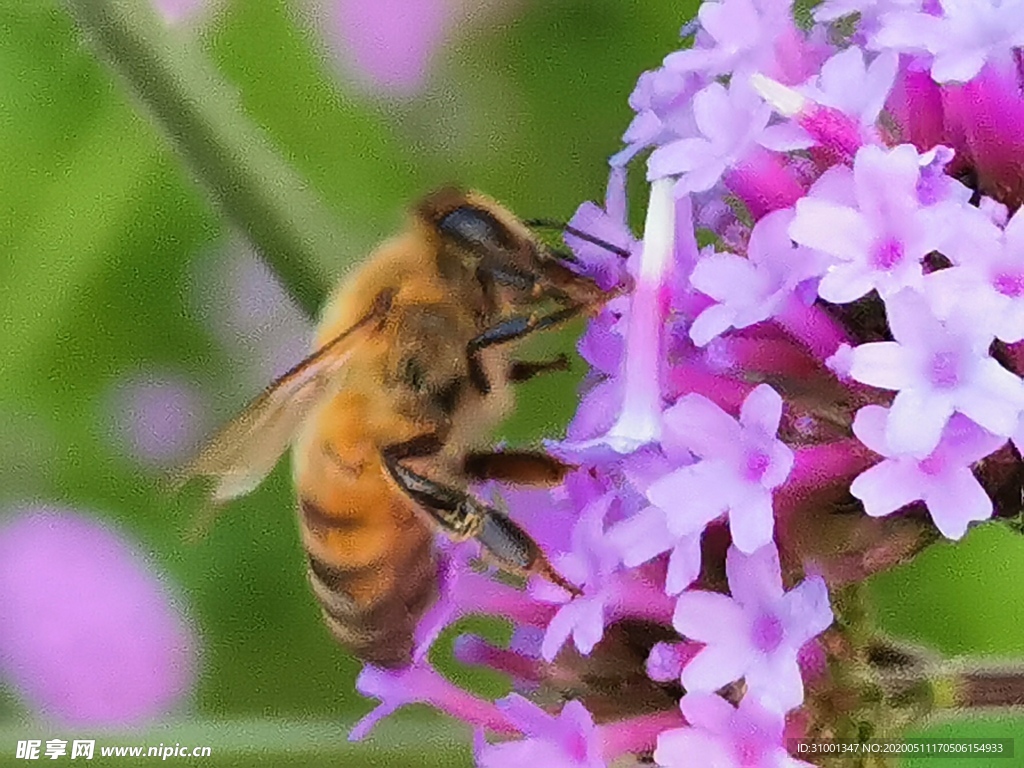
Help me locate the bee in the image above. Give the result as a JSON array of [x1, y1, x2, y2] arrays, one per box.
[[183, 186, 626, 667]]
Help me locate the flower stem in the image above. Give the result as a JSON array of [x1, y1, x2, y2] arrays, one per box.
[[64, 0, 334, 317]]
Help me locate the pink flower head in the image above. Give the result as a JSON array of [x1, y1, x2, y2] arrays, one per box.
[[673, 544, 833, 713], [0, 507, 196, 726], [656, 692, 813, 768], [646, 384, 794, 554], [851, 406, 1006, 538]]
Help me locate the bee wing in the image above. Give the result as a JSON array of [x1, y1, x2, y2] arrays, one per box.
[[178, 289, 393, 503]]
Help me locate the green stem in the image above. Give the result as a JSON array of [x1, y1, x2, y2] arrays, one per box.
[[64, 0, 333, 317]]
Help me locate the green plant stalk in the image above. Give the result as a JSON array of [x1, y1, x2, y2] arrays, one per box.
[[64, 0, 333, 317]]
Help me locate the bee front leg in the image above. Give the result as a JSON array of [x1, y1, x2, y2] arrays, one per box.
[[382, 445, 581, 597], [467, 304, 585, 394]]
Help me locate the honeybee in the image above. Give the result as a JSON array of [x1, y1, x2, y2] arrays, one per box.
[[184, 187, 624, 666]]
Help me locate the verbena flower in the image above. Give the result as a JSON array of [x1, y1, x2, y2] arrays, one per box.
[[0, 506, 196, 726], [656, 693, 813, 768], [351, 0, 1024, 763], [673, 543, 832, 714]]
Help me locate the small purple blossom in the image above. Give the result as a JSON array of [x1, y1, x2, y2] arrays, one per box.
[[533, 499, 620, 661], [789, 144, 957, 303], [673, 544, 833, 713], [798, 48, 898, 130], [351, 660, 515, 741], [842, 289, 1024, 455], [646, 384, 794, 554], [870, 0, 1024, 83], [649, 80, 810, 194], [689, 208, 828, 346], [851, 406, 1006, 538], [475, 696, 604, 768], [0, 507, 196, 726], [656, 693, 813, 768], [926, 205, 1024, 343]]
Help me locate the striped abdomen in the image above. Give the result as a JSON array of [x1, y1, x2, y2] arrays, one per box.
[[293, 389, 439, 667]]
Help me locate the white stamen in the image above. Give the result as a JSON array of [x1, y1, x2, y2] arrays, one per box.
[[750, 73, 807, 118]]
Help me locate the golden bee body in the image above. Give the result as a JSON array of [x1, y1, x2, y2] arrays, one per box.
[[186, 187, 608, 666]]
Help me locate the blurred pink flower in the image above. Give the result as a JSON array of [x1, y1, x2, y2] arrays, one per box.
[[316, 0, 523, 97], [0, 507, 197, 726], [325, 0, 450, 96], [105, 372, 205, 468]]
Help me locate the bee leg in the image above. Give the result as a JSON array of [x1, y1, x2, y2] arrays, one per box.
[[508, 353, 570, 382], [467, 304, 586, 393], [382, 447, 581, 597], [463, 449, 576, 486]]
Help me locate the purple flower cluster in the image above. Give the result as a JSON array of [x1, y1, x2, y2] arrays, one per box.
[[352, 0, 1024, 764]]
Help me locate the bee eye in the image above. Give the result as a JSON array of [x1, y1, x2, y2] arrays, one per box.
[[437, 206, 513, 252]]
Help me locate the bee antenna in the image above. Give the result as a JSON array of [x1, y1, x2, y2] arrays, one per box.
[[525, 218, 632, 260]]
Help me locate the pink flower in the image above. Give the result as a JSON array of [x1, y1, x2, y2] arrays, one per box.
[[656, 692, 813, 768], [842, 289, 1024, 456], [646, 385, 794, 554], [673, 544, 833, 713], [851, 406, 1005, 538], [788, 144, 961, 303]]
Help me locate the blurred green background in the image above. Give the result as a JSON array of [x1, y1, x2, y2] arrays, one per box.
[[1, 0, 1023, 765]]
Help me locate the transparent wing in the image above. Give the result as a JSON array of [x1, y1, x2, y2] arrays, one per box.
[[177, 289, 393, 503]]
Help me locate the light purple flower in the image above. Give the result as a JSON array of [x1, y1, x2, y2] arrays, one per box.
[[689, 209, 828, 346], [789, 144, 958, 303], [649, 80, 810, 194], [105, 372, 205, 468], [0, 507, 196, 726], [926, 205, 1024, 343], [646, 384, 794, 554], [871, 0, 1024, 83], [798, 48, 899, 129], [851, 406, 1005, 538], [533, 499, 620, 661], [656, 693, 813, 768], [646, 641, 701, 682], [842, 289, 1024, 455], [475, 696, 604, 768], [663, 0, 801, 80], [673, 544, 833, 713]]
